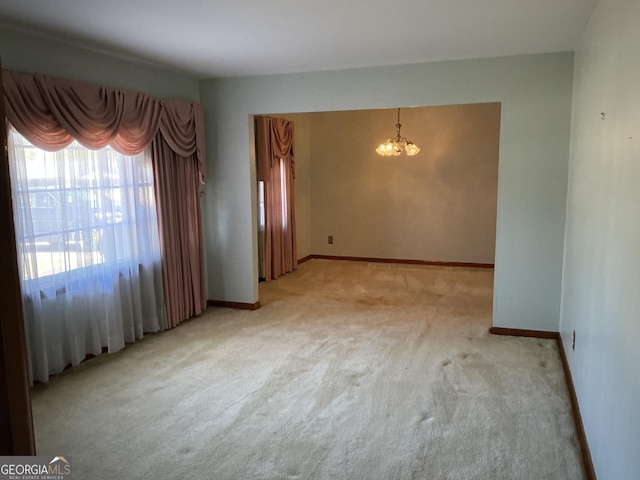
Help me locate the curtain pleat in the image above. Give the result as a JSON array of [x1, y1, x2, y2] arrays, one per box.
[[2, 70, 206, 182], [256, 116, 297, 280], [152, 134, 206, 327]]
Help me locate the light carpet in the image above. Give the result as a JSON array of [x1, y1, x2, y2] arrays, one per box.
[[31, 259, 585, 479]]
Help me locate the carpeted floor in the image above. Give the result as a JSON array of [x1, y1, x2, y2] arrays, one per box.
[[31, 259, 585, 479]]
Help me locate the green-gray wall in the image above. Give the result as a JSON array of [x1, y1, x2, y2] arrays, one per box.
[[200, 52, 574, 332], [561, 0, 640, 478]]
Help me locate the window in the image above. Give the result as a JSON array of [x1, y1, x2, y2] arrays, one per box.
[[9, 128, 161, 292], [280, 157, 288, 228], [4, 70, 205, 383]]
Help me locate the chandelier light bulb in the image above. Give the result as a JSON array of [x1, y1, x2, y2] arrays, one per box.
[[375, 108, 420, 157]]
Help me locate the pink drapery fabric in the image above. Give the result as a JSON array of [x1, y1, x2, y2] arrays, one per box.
[[256, 116, 297, 280], [152, 134, 206, 327], [2, 70, 206, 182], [3, 69, 207, 328]]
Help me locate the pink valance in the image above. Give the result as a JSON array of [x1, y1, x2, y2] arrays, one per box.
[[2, 70, 206, 183], [256, 116, 295, 179]]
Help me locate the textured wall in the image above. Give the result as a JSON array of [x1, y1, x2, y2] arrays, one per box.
[[560, 0, 640, 478]]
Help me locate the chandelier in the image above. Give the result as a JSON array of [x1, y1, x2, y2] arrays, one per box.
[[375, 108, 420, 156]]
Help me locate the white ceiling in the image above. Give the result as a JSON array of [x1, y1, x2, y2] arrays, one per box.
[[0, 0, 598, 79]]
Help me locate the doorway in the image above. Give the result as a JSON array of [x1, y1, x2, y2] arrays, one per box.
[[252, 103, 501, 286]]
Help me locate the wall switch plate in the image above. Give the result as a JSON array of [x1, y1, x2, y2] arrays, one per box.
[[328, 235, 333, 244]]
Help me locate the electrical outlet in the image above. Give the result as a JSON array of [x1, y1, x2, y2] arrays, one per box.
[[572, 330, 576, 352], [328, 235, 333, 245]]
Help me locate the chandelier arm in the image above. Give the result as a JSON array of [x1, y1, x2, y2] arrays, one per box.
[[375, 107, 420, 156]]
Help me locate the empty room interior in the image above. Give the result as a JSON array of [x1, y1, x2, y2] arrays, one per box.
[[0, 0, 638, 479]]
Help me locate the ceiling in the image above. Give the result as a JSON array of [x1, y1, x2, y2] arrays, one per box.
[[0, 0, 598, 79]]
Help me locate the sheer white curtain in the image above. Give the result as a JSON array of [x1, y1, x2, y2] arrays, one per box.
[[8, 127, 166, 383]]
